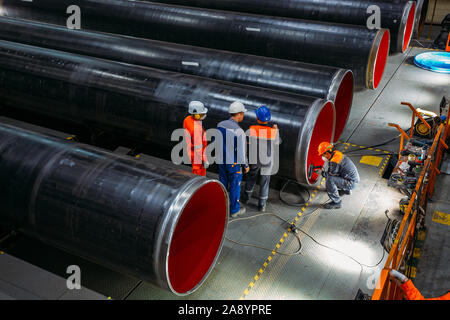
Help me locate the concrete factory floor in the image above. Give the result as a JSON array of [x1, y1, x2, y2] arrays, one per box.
[[0, 45, 449, 300]]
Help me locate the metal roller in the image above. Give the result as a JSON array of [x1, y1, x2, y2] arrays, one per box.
[[0, 0, 389, 89], [0, 17, 353, 143], [0, 121, 229, 295], [144, 0, 415, 54], [0, 40, 336, 185]]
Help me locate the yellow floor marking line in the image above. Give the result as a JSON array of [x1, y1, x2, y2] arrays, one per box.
[[337, 141, 391, 154], [378, 154, 391, 177], [239, 143, 351, 299], [238, 181, 323, 300]]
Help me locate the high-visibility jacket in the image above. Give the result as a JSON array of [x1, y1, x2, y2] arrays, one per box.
[[401, 280, 450, 300], [248, 125, 281, 176], [183, 116, 207, 166]]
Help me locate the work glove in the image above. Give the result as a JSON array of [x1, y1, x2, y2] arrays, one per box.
[[390, 269, 408, 283], [203, 160, 210, 169]]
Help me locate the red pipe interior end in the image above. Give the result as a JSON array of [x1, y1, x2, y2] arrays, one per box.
[[168, 181, 228, 295], [373, 29, 390, 90], [306, 101, 335, 185], [402, 2, 416, 53]]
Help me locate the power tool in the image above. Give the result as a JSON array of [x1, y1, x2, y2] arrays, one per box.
[[308, 164, 323, 180]]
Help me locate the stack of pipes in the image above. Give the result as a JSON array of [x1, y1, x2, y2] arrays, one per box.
[[0, 0, 418, 294]]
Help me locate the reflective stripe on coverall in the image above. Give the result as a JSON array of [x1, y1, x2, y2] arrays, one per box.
[[245, 125, 280, 206]]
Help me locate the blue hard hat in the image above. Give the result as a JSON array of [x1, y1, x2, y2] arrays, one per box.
[[255, 106, 271, 122]]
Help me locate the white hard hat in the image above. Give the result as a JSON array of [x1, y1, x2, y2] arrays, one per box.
[[189, 101, 208, 115], [229, 101, 247, 114]]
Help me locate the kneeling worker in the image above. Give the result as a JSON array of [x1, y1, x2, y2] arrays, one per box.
[[242, 106, 281, 212], [318, 142, 360, 209], [183, 101, 209, 176]]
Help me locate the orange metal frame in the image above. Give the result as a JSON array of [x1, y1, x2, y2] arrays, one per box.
[[446, 32, 450, 52], [372, 102, 450, 300]]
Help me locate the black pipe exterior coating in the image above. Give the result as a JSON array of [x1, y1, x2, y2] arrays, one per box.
[[0, 17, 354, 142], [0, 0, 389, 89], [0, 40, 336, 185], [144, 0, 415, 53], [0, 122, 229, 295]]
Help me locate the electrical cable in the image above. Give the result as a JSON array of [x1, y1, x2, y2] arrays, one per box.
[[341, 127, 413, 155], [296, 226, 387, 268], [226, 212, 304, 256], [279, 179, 311, 207], [340, 137, 399, 154], [345, 152, 397, 157], [226, 201, 386, 269]]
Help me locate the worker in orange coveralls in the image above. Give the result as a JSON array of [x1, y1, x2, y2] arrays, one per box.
[[183, 101, 209, 176], [390, 270, 450, 300]]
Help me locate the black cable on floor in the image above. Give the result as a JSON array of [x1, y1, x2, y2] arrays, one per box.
[[345, 152, 397, 157], [226, 204, 387, 270], [121, 280, 143, 300], [279, 179, 311, 207], [226, 212, 303, 256], [342, 127, 412, 155]]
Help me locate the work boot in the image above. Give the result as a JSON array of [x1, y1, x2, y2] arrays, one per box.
[[241, 192, 250, 204], [231, 206, 246, 218], [339, 189, 352, 196], [324, 201, 342, 209], [258, 203, 266, 212]]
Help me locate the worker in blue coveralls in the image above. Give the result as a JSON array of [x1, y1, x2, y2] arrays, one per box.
[[217, 101, 250, 218]]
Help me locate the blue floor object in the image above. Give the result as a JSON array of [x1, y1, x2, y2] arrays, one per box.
[[414, 52, 450, 74]]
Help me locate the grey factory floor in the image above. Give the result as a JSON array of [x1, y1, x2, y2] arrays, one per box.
[[0, 42, 449, 300]]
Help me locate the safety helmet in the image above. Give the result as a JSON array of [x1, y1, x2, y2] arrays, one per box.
[[229, 101, 247, 114], [318, 142, 334, 156], [189, 101, 208, 115], [255, 106, 271, 122]]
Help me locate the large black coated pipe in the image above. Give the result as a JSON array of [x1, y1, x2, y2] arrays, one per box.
[[0, 40, 336, 185], [0, 0, 390, 90], [0, 17, 354, 143], [144, 0, 415, 54], [0, 122, 229, 295]]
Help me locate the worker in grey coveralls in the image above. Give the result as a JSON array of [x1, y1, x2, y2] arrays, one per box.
[[318, 142, 360, 209], [241, 106, 281, 212]]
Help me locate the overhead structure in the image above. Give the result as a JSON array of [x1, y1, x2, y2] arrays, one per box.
[[0, 40, 336, 185], [0, 0, 390, 89], [0, 122, 229, 295], [0, 16, 354, 142], [144, 0, 415, 54]]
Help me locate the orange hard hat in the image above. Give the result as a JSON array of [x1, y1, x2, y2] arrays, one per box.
[[318, 142, 333, 156]]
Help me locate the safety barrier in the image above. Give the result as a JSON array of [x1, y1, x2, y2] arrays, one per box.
[[371, 103, 449, 300]]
